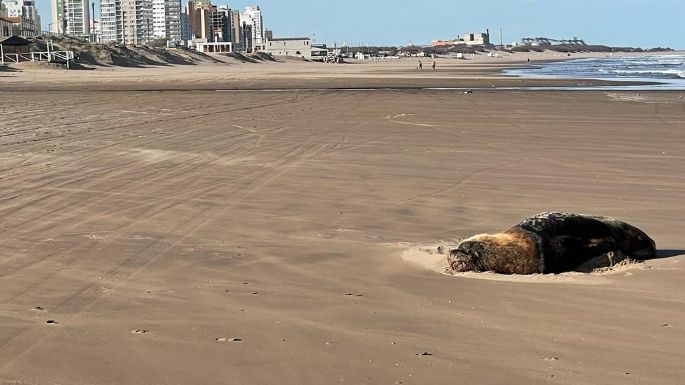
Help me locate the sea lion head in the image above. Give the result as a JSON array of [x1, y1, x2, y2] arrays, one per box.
[[447, 231, 542, 274], [448, 240, 486, 272]]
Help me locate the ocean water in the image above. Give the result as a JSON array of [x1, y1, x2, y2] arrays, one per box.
[[507, 54, 685, 90]]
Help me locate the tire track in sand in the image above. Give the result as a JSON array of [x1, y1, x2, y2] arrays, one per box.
[[0, 94, 358, 372]]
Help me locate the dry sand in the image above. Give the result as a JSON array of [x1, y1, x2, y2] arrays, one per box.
[[0, 58, 684, 384]]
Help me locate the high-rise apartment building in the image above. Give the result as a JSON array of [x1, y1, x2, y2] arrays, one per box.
[[180, 11, 190, 41], [229, 8, 240, 47], [51, 0, 90, 37], [240, 5, 263, 49], [240, 21, 251, 51], [22, 0, 40, 28], [213, 5, 230, 42], [152, 0, 180, 43], [4, 0, 41, 29], [100, 0, 153, 45], [186, 0, 211, 40], [99, 0, 116, 41]]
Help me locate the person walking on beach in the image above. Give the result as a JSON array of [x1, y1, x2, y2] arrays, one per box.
[[432, 60, 436, 70], [418, 60, 422, 70]]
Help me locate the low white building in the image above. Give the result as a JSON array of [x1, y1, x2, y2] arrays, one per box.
[[195, 40, 232, 53], [458, 32, 490, 45], [265, 37, 311, 58]]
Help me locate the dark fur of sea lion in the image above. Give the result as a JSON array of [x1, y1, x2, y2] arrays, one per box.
[[448, 212, 656, 274]]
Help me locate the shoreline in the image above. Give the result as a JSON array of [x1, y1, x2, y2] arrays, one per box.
[[2, 51, 682, 92]]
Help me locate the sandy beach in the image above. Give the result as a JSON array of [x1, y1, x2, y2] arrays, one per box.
[[1, 57, 684, 384]]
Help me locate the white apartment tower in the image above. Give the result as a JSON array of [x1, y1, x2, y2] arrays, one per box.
[[99, 0, 116, 42], [100, 0, 154, 45], [51, 0, 90, 37], [241, 5, 263, 48], [152, 0, 181, 43]]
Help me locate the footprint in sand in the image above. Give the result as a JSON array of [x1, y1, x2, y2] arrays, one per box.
[[131, 329, 149, 334]]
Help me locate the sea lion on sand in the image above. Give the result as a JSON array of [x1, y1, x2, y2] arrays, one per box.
[[448, 212, 656, 274]]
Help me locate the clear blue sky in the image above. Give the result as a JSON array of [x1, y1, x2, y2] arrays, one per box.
[[35, 0, 684, 48]]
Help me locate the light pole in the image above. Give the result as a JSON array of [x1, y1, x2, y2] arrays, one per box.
[[91, 2, 95, 42]]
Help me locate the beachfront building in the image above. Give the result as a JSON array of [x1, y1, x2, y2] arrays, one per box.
[[229, 8, 240, 48], [99, 0, 115, 41], [212, 5, 231, 42], [184, 0, 233, 49], [1, 0, 40, 37], [121, 0, 153, 45], [99, 0, 153, 45], [179, 11, 190, 42], [0, 4, 9, 40], [186, 0, 212, 41], [25, 0, 40, 27], [4, 0, 41, 30], [458, 32, 490, 45], [152, 0, 181, 44], [0, 17, 11, 38], [432, 31, 491, 47], [195, 40, 231, 53], [240, 21, 251, 51], [0, 16, 38, 38], [51, 0, 91, 38], [1, 15, 23, 38], [240, 5, 263, 51], [265, 37, 312, 58]]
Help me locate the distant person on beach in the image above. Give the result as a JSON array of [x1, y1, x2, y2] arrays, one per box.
[[432, 61, 436, 70], [418, 60, 423, 70]]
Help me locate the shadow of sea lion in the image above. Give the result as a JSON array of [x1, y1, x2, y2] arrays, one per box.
[[656, 249, 685, 258]]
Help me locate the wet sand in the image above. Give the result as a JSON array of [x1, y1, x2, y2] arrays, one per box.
[[0, 61, 684, 384]]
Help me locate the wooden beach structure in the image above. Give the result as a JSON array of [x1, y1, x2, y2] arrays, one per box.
[[1, 36, 75, 68]]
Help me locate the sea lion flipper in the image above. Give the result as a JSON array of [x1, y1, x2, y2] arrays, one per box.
[[545, 235, 619, 274]]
